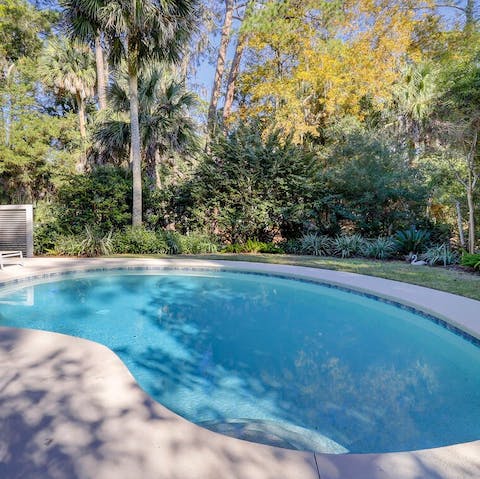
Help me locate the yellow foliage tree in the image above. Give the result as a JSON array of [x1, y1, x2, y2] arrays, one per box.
[[235, 0, 437, 141]]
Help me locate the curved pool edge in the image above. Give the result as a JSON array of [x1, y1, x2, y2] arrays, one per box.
[[1, 257, 480, 479], [2, 256, 480, 342]]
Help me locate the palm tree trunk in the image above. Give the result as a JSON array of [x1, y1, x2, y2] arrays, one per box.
[[223, 33, 247, 125], [76, 93, 87, 139], [95, 35, 107, 110], [76, 93, 87, 171], [208, 0, 234, 133], [128, 63, 142, 226], [104, 49, 110, 88]]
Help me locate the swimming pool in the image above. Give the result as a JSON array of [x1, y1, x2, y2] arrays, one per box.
[[0, 269, 479, 454]]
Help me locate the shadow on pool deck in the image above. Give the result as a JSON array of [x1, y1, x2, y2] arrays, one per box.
[[1, 327, 479, 479], [0, 327, 320, 479]]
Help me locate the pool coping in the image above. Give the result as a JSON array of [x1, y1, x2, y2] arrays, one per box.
[[0, 257, 479, 479]]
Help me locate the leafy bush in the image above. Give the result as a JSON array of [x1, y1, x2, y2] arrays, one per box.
[[258, 242, 284, 254], [332, 234, 366, 258], [56, 166, 132, 234], [34, 222, 60, 255], [161, 231, 182, 254], [113, 227, 167, 254], [178, 233, 219, 254], [180, 122, 318, 243], [300, 234, 332, 256], [320, 130, 428, 236], [223, 240, 283, 254], [282, 238, 301, 254], [52, 234, 85, 256], [422, 244, 458, 266], [363, 237, 396, 259], [394, 228, 431, 254], [461, 253, 480, 270]]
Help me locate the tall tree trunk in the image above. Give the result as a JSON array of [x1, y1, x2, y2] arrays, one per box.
[[465, 127, 478, 253], [465, 0, 475, 32], [95, 35, 107, 110], [128, 63, 142, 226], [3, 93, 11, 146], [208, 0, 234, 133], [3, 63, 15, 146], [466, 185, 476, 253], [223, 33, 247, 125], [455, 200, 466, 248]]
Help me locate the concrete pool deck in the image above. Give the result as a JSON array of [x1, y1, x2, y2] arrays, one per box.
[[0, 257, 479, 479]]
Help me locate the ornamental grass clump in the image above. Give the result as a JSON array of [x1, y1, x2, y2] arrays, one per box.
[[363, 237, 396, 259], [300, 234, 332, 256], [423, 244, 458, 266], [332, 234, 366, 258]]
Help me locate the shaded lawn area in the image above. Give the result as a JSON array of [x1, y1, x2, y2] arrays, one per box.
[[111, 254, 480, 302]]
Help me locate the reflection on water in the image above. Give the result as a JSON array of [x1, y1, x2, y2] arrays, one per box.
[[0, 285, 34, 306], [0, 271, 479, 454]]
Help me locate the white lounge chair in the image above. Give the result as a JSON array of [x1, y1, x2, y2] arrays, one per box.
[[0, 251, 24, 270]]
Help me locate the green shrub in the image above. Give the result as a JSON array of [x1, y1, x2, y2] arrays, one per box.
[[34, 222, 60, 255], [178, 233, 218, 254], [282, 238, 301, 254], [113, 227, 167, 254], [161, 231, 182, 254], [56, 166, 132, 234], [394, 227, 430, 254], [423, 244, 459, 266], [223, 243, 244, 253], [332, 234, 366, 258], [52, 234, 85, 256], [180, 122, 317, 243], [461, 253, 480, 270], [300, 234, 332, 256], [223, 240, 284, 254], [258, 242, 284, 254], [363, 237, 396, 259]]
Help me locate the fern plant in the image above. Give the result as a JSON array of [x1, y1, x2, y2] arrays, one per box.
[[394, 228, 430, 254], [461, 253, 480, 270]]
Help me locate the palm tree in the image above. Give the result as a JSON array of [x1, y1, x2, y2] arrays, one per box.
[[96, 0, 198, 225], [61, 0, 108, 110], [393, 63, 438, 164], [41, 38, 96, 142], [93, 67, 199, 189]]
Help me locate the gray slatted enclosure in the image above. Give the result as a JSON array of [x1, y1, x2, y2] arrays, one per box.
[[0, 205, 33, 257]]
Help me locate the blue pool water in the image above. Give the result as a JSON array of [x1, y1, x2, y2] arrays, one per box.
[[0, 270, 479, 454]]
